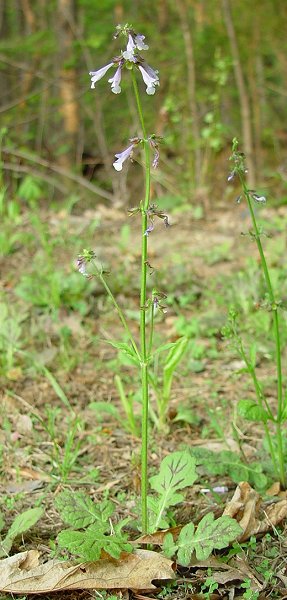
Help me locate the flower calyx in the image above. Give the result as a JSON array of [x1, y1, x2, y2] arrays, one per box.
[[144, 204, 170, 237], [152, 290, 168, 314]]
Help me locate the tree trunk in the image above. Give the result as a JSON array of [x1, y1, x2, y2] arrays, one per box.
[[221, 0, 256, 188], [56, 0, 80, 169], [176, 0, 201, 188]]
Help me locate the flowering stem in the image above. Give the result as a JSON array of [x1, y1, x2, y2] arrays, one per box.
[[148, 301, 155, 358], [238, 174, 286, 488], [92, 260, 141, 362], [132, 69, 151, 532]]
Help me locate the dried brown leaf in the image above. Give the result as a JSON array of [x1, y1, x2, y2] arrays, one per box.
[[0, 549, 175, 593], [135, 525, 182, 545], [223, 481, 287, 541]]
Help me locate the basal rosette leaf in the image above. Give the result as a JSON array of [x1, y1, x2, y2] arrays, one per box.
[[55, 491, 114, 529], [57, 524, 133, 561], [149, 451, 197, 531], [147, 497, 171, 531], [168, 514, 242, 566]]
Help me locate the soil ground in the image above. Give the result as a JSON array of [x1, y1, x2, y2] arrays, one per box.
[[1, 197, 287, 599]]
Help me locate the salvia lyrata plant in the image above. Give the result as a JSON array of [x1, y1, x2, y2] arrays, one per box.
[[60, 26, 242, 559], [76, 25, 182, 533], [225, 138, 286, 488]]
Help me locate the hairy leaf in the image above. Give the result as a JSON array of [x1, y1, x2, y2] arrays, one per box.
[[163, 514, 242, 565], [57, 525, 133, 561], [55, 491, 114, 529]]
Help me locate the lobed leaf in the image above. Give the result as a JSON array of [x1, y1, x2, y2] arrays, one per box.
[[163, 514, 242, 566], [55, 491, 114, 529], [149, 451, 197, 531], [57, 525, 133, 561]]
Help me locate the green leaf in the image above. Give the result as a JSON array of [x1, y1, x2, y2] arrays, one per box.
[[249, 342, 257, 368], [237, 399, 269, 422], [151, 342, 176, 358], [0, 507, 43, 558], [6, 507, 43, 541], [165, 514, 242, 565], [106, 341, 140, 366], [57, 525, 133, 561], [55, 491, 114, 529], [149, 451, 197, 531], [163, 337, 189, 373]]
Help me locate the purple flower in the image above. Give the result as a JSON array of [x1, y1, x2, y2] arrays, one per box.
[[76, 256, 89, 277], [108, 65, 122, 94], [134, 34, 149, 51], [123, 32, 149, 60], [138, 63, 159, 95], [113, 143, 135, 171], [144, 222, 154, 236], [227, 170, 236, 182], [89, 63, 114, 88]]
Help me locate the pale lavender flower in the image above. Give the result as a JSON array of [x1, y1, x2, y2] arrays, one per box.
[[122, 34, 137, 60], [144, 222, 154, 236], [76, 256, 89, 277], [108, 65, 122, 94], [123, 32, 149, 60], [89, 63, 114, 88], [113, 143, 135, 171], [138, 63, 159, 95], [134, 33, 149, 51]]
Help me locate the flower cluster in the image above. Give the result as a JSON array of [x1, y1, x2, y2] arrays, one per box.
[[89, 27, 159, 95]]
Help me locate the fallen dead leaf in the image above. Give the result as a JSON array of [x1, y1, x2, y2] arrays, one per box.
[[188, 556, 262, 591], [135, 526, 182, 546], [223, 481, 287, 541], [0, 549, 175, 593]]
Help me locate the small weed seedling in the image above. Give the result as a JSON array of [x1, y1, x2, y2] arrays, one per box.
[[0, 507, 43, 558], [225, 139, 287, 488]]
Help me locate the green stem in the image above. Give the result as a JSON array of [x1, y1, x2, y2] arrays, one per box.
[[92, 261, 140, 362], [148, 300, 155, 358], [132, 70, 151, 533], [239, 175, 286, 487]]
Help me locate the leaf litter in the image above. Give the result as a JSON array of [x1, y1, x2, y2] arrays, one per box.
[[2, 204, 287, 598]]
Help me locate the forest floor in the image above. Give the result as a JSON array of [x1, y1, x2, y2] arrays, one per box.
[[1, 193, 287, 600]]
